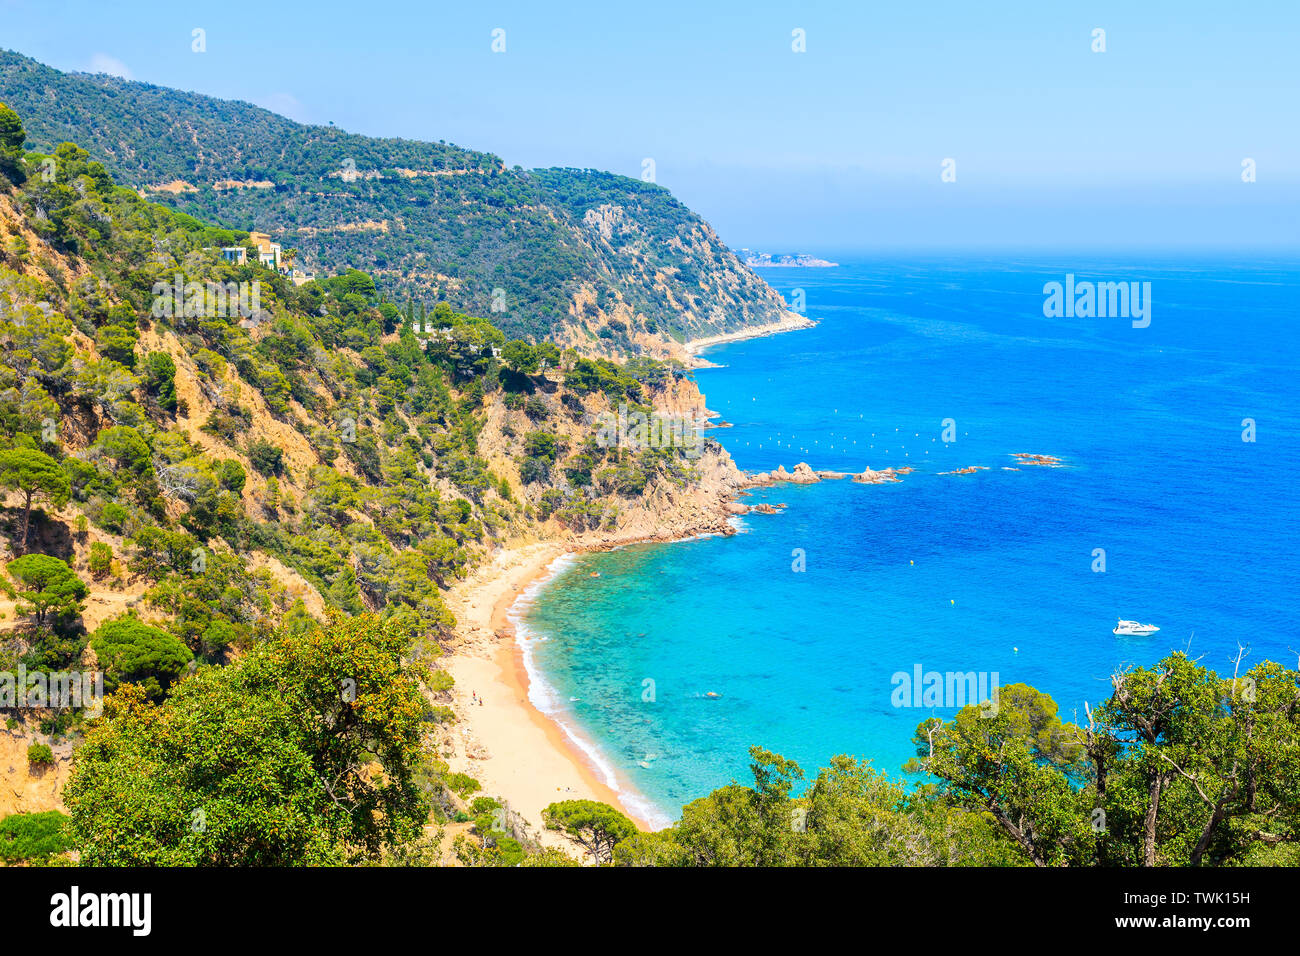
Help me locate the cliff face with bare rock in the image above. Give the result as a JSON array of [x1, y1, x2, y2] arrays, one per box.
[[0, 730, 70, 817], [576, 441, 749, 548]]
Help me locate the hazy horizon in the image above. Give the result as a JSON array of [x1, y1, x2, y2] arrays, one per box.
[[3, 0, 1296, 252]]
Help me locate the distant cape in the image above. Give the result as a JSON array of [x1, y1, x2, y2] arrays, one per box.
[[740, 251, 838, 268]]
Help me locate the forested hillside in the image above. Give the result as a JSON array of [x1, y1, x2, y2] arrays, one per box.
[[0, 50, 796, 354], [0, 97, 1296, 870], [0, 101, 742, 863]]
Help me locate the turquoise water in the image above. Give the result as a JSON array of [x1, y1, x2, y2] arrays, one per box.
[[522, 255, 1300, 826]]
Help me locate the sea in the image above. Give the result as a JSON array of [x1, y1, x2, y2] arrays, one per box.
[[517, 254, 1299, 828]]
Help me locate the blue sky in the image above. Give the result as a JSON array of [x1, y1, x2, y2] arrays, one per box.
[[2, 0, 1296, 251]]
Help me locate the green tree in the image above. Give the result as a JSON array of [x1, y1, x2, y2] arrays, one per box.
[[216, 459, 246, 494], [500, 339, 538, 375], [88, 540, 113, 578], [907, 683, 1095, 867], [0, 447, 71, 555], [6, 554, 87, 628], [519, 430, 559, 485], [910, 656, 1300, 867], [246, 439, 284, 477], [92, 426, 158, 509], [796, 755, 938, 865], [0, 102, 26, 185], [94, 323, 138, 368], [534, 342, 562, 372], [661, 747, 804, 866], [89, 613, 193, 702], [142, 351, 177, 412], [612, 829, 692, 866], [520, 846, 581, 867], [541, 799, 637, 864], [1096, 654, 1300, 867], [65, 612, 432, 866], [614, 749, 986, 867]]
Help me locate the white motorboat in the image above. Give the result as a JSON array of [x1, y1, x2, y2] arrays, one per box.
[[1113, 619, 1160, 636]]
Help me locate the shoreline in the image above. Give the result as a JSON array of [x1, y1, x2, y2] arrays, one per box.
[[443, 519, 748, 842], [442, 311, 816, 846], [683, 310, 815, 357], [443, 541, 666, 839]]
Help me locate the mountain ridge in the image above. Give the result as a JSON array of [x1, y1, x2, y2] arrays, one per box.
[[0, 49, 799, 358]]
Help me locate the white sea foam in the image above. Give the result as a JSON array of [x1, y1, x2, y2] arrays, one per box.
[[508, 552, 675, 830]]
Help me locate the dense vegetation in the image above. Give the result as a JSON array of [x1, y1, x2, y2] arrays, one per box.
[[0, 102, 717, 865], [66, 613, 430, 865], [542, 654, 1298, 867], [4, 92, 1291, 869], [0, 810, 72, 864], [0, 50, 791, 349]]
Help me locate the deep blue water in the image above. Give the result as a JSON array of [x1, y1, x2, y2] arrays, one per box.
[[522, 255, 1299, 827]]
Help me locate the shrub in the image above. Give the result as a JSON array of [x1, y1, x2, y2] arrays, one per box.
[[427, 705, 455, 724], [98, 501, 129, 532], [26, 743, 54, 766], [446, 772, 481, 798], [88, 541, 113, 578], [246, 439, 285, 477], [0, 811, 72, 864]]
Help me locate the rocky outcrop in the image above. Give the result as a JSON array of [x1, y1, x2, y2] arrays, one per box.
[[726, 500, 786, 516], [749, 462, 820, 485], [750, 462, 911, 486], [852, 467, 905, 484], [1010, 453, 1065, 467], [573, 443, 749, 548]]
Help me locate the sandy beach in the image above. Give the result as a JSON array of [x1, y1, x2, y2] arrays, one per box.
[[442, 541, 659, 846], [438, 311, 813, 850], [683, 310, 815, 356]]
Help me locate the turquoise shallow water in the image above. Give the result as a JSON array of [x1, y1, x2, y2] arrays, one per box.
[[522, 255, 1300, 826]]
